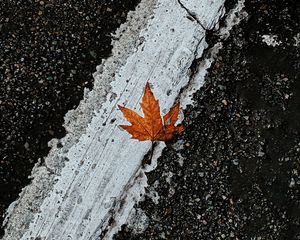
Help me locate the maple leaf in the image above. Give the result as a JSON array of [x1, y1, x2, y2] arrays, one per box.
[[118, 82, 184, 142]]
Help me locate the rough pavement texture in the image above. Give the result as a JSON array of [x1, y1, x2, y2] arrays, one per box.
[[115, 0, 300, 239], [0, 0, 140, 234]]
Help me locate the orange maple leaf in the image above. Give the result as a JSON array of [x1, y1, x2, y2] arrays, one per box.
[[118, 82, 184, 142]]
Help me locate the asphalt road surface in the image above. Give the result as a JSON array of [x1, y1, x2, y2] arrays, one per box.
[[1, 0, 299, 239]]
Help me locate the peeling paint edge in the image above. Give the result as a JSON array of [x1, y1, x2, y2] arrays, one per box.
[[2, 0, 156, 238]]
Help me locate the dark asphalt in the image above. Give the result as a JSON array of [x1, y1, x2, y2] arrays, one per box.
[[115, 0, 300, 239], [1, 0, 299, 239], [0, 0, 140, 235]]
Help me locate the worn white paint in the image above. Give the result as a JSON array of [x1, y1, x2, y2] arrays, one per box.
[[218, 0, 247, 40], [180, 0, 248, 109], [179, 0, 225, 29], [262, 34, 282, 47], [2, 0, 226, 239], [293, 33, 300, 47]]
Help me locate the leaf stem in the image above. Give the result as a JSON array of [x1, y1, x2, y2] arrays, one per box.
[[142, 141, 155, 166], [149, 141, 154, 163]]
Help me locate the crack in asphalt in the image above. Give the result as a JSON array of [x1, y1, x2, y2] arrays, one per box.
[[177, 0, 208, 30]]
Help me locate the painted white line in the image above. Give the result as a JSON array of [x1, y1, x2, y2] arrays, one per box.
[[2, 0, 225, 239]]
